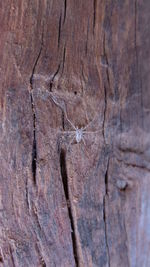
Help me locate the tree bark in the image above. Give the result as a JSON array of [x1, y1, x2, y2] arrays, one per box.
[[0, 1, 150, 266]]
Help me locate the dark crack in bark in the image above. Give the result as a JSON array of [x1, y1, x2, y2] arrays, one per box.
[[0, 249, 4, 263], [35, 243, 47, 267], [32, 205, 42, 231], [59, 149, 79, 267], [134, 0, 138, 65], [63, 0, 67, 24], [58, 13, 62, 48], [103, 158, 110, 267], [93, 0, 97, 34], [102, 85, 107, 144], [25, 177, 30, 210], [30, 29, 44, 185], [49, 63, 61, 92], [116, 157, 150, 172], [105, 158, 109, 195], [62, 46, 66, 74], [85, 20, 89, 55], [102, 32, 109, 144], [103, 32, 111, 88], [134, 0, 144, 125], [9, 245, 15, 267], [61, 111, 65, 130]]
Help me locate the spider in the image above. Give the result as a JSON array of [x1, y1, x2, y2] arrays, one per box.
[[45, 90, 103, 150], [61, 115, 101, 150]]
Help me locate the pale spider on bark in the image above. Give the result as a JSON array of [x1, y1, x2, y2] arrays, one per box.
[[48, 91, 103, 151]]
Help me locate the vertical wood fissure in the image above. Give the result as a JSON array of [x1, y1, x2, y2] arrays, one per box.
[[102, 32, 109, 143], [134, 0, 138, 66], [93, 0, 97, 34], [59, 149, 79, 267], [29, 29, 44, 185], [58, 13, 62, 48], [9, 245, 15, 267], [103, 158, 110, 267], [102, 29, 111, 266], [35, 243, 47, 267], [134, 0, 144, 124], [63, 0, 67, 24]]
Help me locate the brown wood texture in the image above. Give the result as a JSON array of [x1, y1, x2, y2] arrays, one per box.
[[0, 1, 150, 266]]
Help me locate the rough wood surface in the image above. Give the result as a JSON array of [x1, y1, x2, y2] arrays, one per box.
[[0, 1, 150, 266]]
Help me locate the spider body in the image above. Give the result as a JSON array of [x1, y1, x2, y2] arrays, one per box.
[[48, 91, 101, 149], [75, 127, 84, 143]]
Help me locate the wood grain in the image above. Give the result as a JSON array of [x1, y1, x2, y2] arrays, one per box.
[[0, 1, 150, 266]]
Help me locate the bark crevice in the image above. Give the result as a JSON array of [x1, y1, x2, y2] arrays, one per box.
[[58, 14, 62, 48], [25, 178, 30, 210], [103, 85, 107, 143], [49, 64, 61, 92], [63, 0, 67, 24], [102, 32, 110, 143], [103, 158, 110, 267], [35, 243, 47, 267], [134, 0, 138, 65], [62, 46, 66, 74], [59, 149, 79, 267], [9, 245, 15, 267], [30, 29, 44, 185], [93, 0, 97, 34]]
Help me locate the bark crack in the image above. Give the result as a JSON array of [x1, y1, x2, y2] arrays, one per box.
[[93, 0, 97, 34], [31, 203, 51, 255], [49, 64, 61, 92], [9, 245, 15, 267], [134, 0, 143, 123], [59, 149, 79, 267], [102, 84, 107, 143], [116, 158, 150, 172], [58, 13, 62, 48], [134, 0, 138, 65], [35, 243, 47, 267], [103, 32, 111, 87], [62, 45, 66, 74], [85, 20, 89, 55], [0, 249, 3, 263], [30, 29, 44, 185], [25, 177, 30, 210], [61, 111, 65, 130], [32, 205, 42, 231], [63, 0, 67, 24], [102, 32, 109, 143], [103, 158, 110, 267]]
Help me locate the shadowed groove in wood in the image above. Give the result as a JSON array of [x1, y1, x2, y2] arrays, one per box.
[[93, 0, 97, 34], [60, 149, 79, 267], [35, 243, 47, 267], [63, 0, 67, 24], [29, 28, 44, 185], [103, 157, 110, 267]]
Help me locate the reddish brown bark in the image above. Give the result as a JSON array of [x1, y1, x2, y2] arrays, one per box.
[[0, 1, 150, 266]]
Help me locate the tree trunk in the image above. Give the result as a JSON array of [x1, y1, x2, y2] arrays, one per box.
[[0, 1, 150, 266]]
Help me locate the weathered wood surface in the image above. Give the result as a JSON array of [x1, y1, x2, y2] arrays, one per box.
[[0, 1, 150, 266]]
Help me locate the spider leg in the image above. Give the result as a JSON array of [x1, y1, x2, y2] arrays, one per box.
[[82, 109, 102, 131], [62, 131, 75, 134], [48, 91, 76, 131], [65, 115, 76, 130], [80, 137, 90, 159], [83, 131, 104, 145], [67, 136, 75, 153], [82, 114, 99, 131], [82, 136, 86, 146], [83, 130, 102, 134]]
